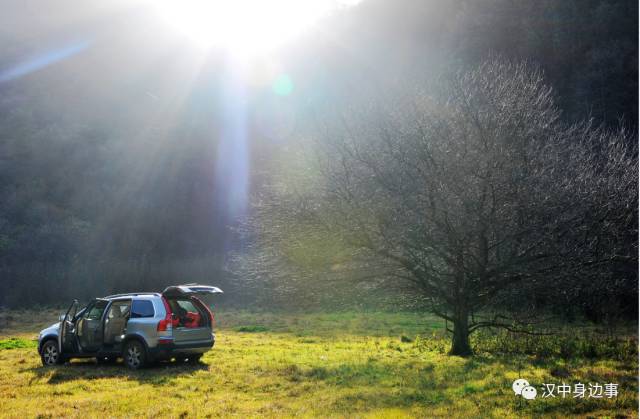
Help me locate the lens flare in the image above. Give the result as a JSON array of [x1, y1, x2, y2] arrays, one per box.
[[272, 74, 294, 96]]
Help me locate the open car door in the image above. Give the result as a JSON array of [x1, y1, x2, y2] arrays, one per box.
[[162, 284, 223, 298], [59, 300, 78, 354], [75, 299, 109, 353]]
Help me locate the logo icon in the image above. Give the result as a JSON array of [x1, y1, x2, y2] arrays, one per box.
[[521, 385, 537, 400], [513, 379, 537, 400], [512, 378, 529, 395]]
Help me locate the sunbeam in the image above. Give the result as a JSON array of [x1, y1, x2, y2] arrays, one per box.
[[0, 40, 91, 83]]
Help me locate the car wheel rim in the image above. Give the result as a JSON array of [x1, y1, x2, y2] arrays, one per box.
[[44, 344, 58, 365], [127, 345, 140, 367]]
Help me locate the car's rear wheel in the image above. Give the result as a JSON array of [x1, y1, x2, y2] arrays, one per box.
[[124, 340, 146, 370], [41, 340, 64, 366]]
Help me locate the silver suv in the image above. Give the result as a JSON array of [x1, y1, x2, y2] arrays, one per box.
[[37, 284, 222, 369]]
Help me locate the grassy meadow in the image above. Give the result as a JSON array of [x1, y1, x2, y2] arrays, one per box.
[[0, 309, 637, 418]]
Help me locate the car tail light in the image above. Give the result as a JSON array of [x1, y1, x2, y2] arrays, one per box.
[[157, 318, 172, 332], [158, 297, 173, 332]]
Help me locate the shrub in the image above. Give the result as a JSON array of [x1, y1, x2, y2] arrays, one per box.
[[471, 329, 637, 361]]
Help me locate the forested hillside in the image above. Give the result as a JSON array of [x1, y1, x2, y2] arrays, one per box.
[[0, 0, 636, 309]]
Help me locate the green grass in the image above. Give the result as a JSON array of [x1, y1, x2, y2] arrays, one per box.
[[0, 310, 636, 418], [0, 337, 37, 350]]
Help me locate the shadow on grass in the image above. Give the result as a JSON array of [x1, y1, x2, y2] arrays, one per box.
[[25, 359, 209, 385]]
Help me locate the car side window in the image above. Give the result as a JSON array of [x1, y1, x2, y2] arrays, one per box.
[[107, 301, 130, 319], [84, 300, 108, 320], [130, 300, 154, 318]]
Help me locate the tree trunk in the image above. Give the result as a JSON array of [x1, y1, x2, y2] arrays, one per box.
[[449, 312, 473, 356]]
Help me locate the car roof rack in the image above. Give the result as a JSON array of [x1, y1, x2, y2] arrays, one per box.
[[104, 292, 161, 299]]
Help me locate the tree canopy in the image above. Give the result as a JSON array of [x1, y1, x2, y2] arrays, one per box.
[[242, 59, 637, 354]]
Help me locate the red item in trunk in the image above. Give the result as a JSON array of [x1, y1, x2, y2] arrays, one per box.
[[184, 312, 201, 328]]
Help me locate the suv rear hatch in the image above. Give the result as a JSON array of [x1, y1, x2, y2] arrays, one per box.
[[162, 284, 223, 298], [161, 284, 222, 346]]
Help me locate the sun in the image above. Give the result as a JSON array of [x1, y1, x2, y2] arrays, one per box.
[[154, 0, 359, 57]]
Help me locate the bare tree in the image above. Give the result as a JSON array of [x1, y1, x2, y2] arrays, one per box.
[[243, 59, 637, 355]]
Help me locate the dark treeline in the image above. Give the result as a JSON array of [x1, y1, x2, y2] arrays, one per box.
[[0, 0, 637, 313]]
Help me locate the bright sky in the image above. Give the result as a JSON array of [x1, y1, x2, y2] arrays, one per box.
[[154, 0, 361, 58]]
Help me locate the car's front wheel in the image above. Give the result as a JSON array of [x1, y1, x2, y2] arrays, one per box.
[[123, 340, 147, 370], [41, 340, 64, 366]]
